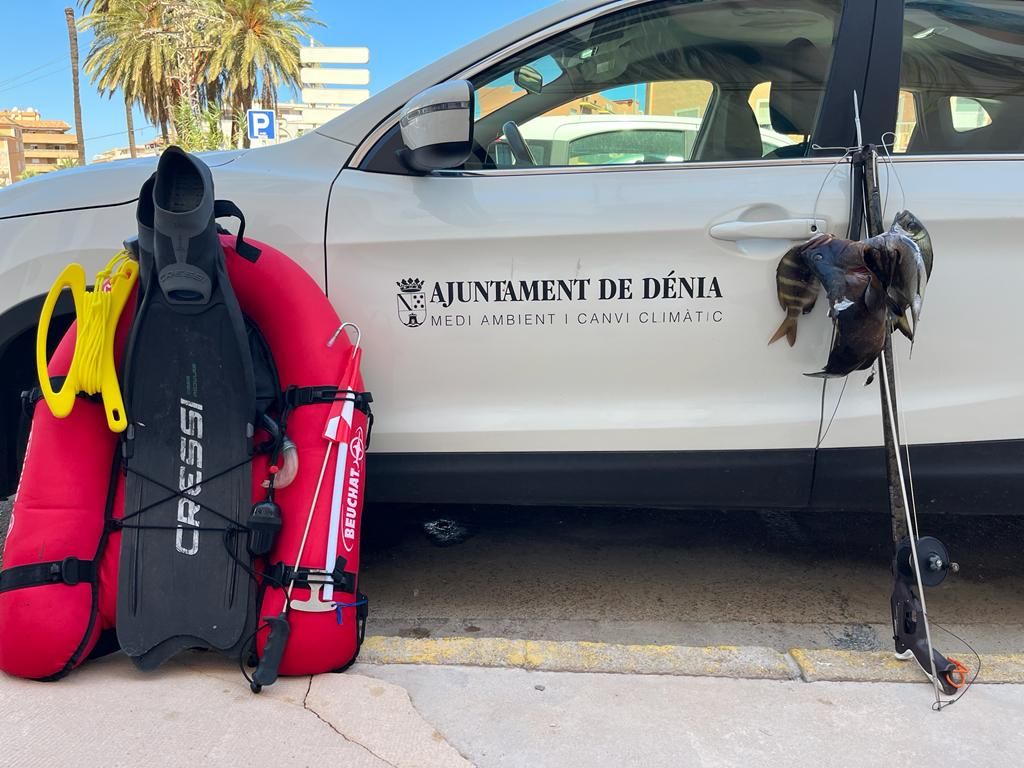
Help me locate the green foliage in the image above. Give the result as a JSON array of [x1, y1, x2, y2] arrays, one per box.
[[80, 0, 321, 146], [171, 96, 227, 153], [55, 157, 80, 170], [17, 167, 47, 181]]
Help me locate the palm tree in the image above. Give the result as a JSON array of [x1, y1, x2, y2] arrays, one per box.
[[65, 7, 87, 165], [209, 0, 320, 147], [125, 97, 137, 158], [80, 0, 176, 141]]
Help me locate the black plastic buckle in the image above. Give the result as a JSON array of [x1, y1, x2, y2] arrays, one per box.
[[286, 386, 337, 407], [56, 557, 83, 586], [267, 557, 356, 593]]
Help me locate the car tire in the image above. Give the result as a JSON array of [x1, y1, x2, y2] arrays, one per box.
[[0, 317, 73, 498]]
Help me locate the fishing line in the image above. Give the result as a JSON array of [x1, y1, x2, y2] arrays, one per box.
[[879, 132, 908, 218], [810, 144, 858, 226], [890, 349, 922, 536], [930, 621, 982, 711], [880, 352, 943, 706], [816, 376, 848, 449]]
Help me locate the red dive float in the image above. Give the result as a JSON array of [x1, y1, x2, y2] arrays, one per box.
[[0, 148, 371, 688]]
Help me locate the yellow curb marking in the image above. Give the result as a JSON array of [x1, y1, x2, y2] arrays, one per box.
[[361, 637, 795, 679], [361, 637, 1024, 685], [791, 648, 1024, 685]]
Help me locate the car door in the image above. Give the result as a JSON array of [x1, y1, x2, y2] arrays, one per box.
[[811, 0, 1024, 515], [326, 0, 874, 508]]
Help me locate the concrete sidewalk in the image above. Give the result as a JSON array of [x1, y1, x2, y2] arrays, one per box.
[[0, 653, 471, 768], [3, 650, 1023, 767], [366, 663, 1024, 768]]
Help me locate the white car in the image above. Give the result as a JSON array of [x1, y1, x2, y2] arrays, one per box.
[[491, 115, 796, 166], [2, 0, 1022, 514]]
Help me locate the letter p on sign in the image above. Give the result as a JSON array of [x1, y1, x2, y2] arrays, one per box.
[[247, 109, 276, 141]]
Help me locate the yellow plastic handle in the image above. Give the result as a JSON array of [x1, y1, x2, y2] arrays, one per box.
[[36, 256, 138, 433], [36, 264, 86, 419], [99, 260, 138, 432]]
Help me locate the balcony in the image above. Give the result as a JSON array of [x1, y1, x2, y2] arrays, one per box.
[[24, 148, 79, 161]]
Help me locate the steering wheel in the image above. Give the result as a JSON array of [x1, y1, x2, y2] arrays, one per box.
[[502, 121, 537, 167]]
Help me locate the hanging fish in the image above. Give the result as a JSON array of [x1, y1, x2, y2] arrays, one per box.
[[863, 227, 928, 339], [769, 234, 831, 347], [891, 211, 934, 341], [893, 210, 934, 279], [802, 236, 868, 309], [806, 268, 888, 378]]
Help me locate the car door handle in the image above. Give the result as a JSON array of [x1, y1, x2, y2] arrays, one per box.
[[709, 218, 827, 242]]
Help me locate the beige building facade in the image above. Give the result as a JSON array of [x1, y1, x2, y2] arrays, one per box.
[[0, 119, 25, 187], [0, 108, 80, 176]]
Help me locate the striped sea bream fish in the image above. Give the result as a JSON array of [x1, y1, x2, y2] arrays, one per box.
[[769, 233, 833, 347]]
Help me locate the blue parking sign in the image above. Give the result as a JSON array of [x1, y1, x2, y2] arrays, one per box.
[[247, 109, 276, 141]]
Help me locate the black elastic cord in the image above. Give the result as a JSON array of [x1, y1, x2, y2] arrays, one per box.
[[119, 456, 254, 528]]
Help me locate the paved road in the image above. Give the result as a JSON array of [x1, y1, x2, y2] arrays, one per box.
[[4, 496, 1022, 653], [360, 505, 1024, 654]]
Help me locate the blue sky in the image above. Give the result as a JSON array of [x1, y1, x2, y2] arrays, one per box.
[[0, 1, 553, 158]]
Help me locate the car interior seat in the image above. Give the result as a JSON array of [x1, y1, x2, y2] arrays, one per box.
[[907, 94, 1024, 154], [698, 90, 764, 162], [764, 38, 830, 159]]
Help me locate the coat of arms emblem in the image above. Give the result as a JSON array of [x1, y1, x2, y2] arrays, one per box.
[[397, 278, 427, 328]]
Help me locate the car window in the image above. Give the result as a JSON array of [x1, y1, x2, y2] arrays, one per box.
[[485, 79, 713, 167], [463, 0, 842, 170], [897, 0, 1024, 155], [567, 128, 693, 165]]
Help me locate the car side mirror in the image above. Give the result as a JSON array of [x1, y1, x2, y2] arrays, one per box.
[[399, 80, 475, 173], [514, 65, 544, 95]]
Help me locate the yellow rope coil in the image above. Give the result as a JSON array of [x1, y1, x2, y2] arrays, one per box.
[[36, 251, 139, 433]]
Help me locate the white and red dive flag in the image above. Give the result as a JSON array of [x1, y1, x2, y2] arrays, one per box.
[[322, 344, 367, 602]]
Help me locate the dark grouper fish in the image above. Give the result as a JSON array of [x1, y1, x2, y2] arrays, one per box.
[[806, 268, 888, 378], [769, 233, 832, 346]]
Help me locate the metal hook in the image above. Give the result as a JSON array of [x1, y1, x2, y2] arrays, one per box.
[[327, 322, 362, 351]]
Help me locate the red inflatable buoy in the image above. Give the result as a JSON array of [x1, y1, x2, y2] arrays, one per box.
[[0, 236, 369, 681]]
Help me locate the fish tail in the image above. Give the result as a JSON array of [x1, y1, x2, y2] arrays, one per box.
[[896, 314, 915, 341], [769, 315, 798, 347]]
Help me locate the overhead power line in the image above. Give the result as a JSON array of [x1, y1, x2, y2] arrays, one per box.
[[0, 57, 66, 90], [0, 66, 66, 96]]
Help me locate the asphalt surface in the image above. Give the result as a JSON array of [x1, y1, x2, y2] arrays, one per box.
[[359, 505, 1024, 654], [3, 496, 1022, 653]]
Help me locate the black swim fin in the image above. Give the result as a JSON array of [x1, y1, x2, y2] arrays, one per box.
[[118, 147, 257, 670]]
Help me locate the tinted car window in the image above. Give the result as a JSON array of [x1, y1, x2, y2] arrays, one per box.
[[463, 0, 842, 170], [898, 0, 1024, 154], [567, 129, 691, 165]]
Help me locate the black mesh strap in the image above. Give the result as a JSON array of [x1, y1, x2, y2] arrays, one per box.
[[0, 558, 97, 594]]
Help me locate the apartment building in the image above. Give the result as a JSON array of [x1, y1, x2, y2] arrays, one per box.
[[0, 118, 25, 187], [0, 108, 80, 174]]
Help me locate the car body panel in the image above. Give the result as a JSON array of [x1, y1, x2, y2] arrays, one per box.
[[326, 160, 850, 463]]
